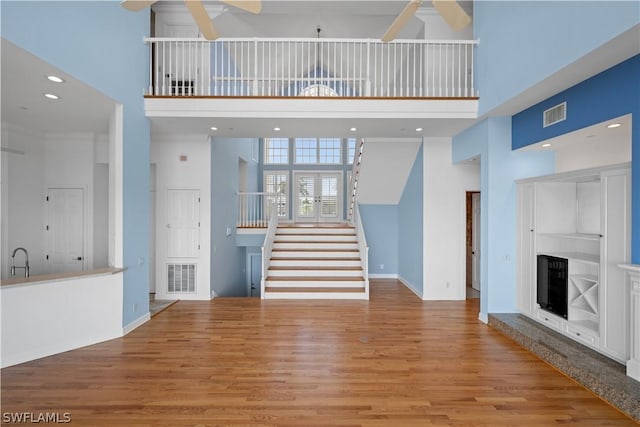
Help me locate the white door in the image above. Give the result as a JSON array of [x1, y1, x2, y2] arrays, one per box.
[[167, 189, 200, 258], [294, 172, 342, 223], [471, 192, 481, 291], [47, 188, 85, 273]]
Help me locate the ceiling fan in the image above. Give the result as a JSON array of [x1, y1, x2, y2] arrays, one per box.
[[381, 0, 471, 42], [120, 0, 262, 40]]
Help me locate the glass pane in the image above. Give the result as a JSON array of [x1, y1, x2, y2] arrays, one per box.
[[319, 138, 341, 164], [265, 138, 289, 164], [265, 173, 288, 217], [295, 138, 318, 164], [298, 176, 315, 216], [347, 138, 357, 164], [321, 176, 337, 216]]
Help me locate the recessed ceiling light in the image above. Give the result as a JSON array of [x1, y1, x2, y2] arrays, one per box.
[[47, 75, 64, 83], [542, 143, 552, 148], [350, 127, 357, 132], [416, 127, 423, 132], [273, 127, 281, 131], [44, 93, 60, 100], [210, 126, 218, 131], [606, 123, 621, 129]]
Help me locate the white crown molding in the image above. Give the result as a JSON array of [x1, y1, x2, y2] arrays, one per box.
[[152, 3, 225, 17]]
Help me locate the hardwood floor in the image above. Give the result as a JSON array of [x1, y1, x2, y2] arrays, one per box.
[[1, 280, 635, 426]]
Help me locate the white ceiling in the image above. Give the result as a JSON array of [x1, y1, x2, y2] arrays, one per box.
[[1, 39, 115, 135]]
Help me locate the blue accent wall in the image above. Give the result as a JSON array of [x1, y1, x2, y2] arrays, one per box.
[[398, 142, 423, 295], [358, 204, 398, 276], [513, 55, 640, 263], [2, 1, 151, 327], [453, 118, 555, 317], [474, 1, 639, 116], [211, 137, 259, 296]]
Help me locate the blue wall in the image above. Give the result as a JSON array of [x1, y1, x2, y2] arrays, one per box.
[[211, 137, 259, 296], [453, 118, 555, 318], [358, 205, 398, 276], [513, 55, 640, 263], [398, 143, 423, 295], [475, 1, 640, 115], [2, 1, 151, 326]]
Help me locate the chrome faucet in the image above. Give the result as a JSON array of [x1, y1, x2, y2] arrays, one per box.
[[11, 247, 29, 277]]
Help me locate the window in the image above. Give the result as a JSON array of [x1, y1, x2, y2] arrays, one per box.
[[264, 172, 288, 218], [347, 138, 357, 164], [264, 138, 289, 164], [294, 138, 341, 164], [298, 84, 339, 97]]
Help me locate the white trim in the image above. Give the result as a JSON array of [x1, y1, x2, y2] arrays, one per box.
[[369, 273, 398, 279], [399, 275, 423, 298], [478, 312, 488, 324], [122, 313, 151, 336]]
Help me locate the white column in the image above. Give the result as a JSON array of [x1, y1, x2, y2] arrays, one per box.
[[620, 263, 640, 380]]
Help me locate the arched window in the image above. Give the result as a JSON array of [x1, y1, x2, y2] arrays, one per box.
[[298, 84, 338, 97]]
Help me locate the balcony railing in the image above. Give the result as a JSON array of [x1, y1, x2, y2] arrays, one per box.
[[237, 192, 284, 228], [146, 37, 477, 98]]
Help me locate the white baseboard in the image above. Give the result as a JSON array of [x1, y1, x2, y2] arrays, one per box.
[[478, 312, 488, 324], [369, 274, 398, 279], [122, 313, 151, 336], [398, 275, 423, 298]]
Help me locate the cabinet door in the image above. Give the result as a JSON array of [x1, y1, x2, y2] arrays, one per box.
[[599, 168, 631, 362], [517, 183, 535, 315]]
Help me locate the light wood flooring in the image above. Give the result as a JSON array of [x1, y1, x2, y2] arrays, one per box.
[[1, 280, 635, 426]]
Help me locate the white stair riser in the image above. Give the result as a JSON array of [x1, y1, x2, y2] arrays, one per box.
[[271, 250, 358, 258], [268, 269, 363, 277], [270, 259, 361, 267], [266, 280, 365, 287], [277, 227, 355, 235], [263, 292, 367, 300], [275, 234, 356, 242], [274, 242, 358, 250]]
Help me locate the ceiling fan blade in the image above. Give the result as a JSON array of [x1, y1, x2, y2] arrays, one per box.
[[432, 0, 471, 31], [220, 0, 262, 14], [381, 0, 423, 42], [120, 0, 157, 12], [184, 0, 219, 40]]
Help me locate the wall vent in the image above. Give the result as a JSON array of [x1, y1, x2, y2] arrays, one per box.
[[543, 102, 567, 127], [167, 263, 196, 293]]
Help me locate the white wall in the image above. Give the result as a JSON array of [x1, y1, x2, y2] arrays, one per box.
[[1, 272, 123, 368], [2, 124, 47, 278], [357, 138, 422, 204], [151, 134, 211, 300], [423, 137, 480, 300], [555, 136, 631, 173]]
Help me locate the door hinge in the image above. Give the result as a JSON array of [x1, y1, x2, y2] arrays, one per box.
[[198, 244, 200, 250], [46, 196, 49, 201], [46, 255, 49, 260], [198, 197, 201, 203], [46, 225, 49, 231]]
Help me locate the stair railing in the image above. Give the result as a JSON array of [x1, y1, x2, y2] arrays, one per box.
[[260, 197, 278, 299], [347, 138, 369, 298]]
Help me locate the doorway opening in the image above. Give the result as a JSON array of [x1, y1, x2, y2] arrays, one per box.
[[466, 191, 480, 299]]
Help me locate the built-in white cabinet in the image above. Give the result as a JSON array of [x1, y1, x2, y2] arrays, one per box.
[[516, 163, 631, 364]]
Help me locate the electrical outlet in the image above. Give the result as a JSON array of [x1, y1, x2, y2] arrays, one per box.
[[446, 282, 450, 288], [380, 264, 384, 270]]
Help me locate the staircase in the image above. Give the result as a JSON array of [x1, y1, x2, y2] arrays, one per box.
[[263, 224, 368, 299]]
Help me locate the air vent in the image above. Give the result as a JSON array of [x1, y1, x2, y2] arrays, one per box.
[[543, 102, 566, 127], [167, 263, 196, 293]]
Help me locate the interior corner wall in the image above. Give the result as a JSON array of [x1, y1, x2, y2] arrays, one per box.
[[474, 1, 640, 116], [151, 136, 212, 300], [423, 138, 478, 300], [452, 117, 555, 318], [398, 142, 423, 296], [512, 55, 640, 264], [211, 137, 259, 297], [1, 1, 152, 327], [358, 205, 398, 276]]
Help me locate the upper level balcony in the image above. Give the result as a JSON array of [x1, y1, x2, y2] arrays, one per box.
[[146, 37, 477, 99]]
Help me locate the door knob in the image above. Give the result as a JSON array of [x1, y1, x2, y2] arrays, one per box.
[[75, 257, 83, 261]]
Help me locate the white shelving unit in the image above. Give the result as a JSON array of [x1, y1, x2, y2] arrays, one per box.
[[516, 163, 631, 364]]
